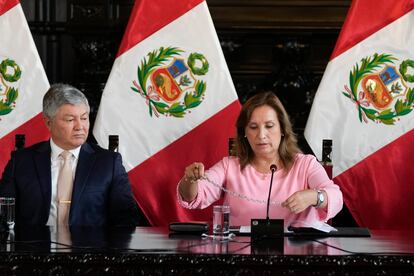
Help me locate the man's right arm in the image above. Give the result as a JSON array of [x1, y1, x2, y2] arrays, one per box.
[[0, 152, 16, 197]]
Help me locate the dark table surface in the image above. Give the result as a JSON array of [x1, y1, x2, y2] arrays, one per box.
[[2, 226, 414, 255], [1, 227, 414, 275]]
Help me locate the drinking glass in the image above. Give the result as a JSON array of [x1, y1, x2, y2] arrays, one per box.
[[0, 197, 15, 230], [213, 205, 230, 236]]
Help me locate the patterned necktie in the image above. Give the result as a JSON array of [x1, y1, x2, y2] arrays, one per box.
[[57, 151, 73, 225]]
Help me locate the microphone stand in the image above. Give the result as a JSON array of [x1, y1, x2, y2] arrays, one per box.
[[251, 164, 284, 243], [266, 164, 277, 221]]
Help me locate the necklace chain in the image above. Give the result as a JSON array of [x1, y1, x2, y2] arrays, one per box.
[[200, 175, 282, 206]]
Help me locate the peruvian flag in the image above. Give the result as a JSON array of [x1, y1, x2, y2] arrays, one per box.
[[93, 0, 240, 225], [305, 0, 414, 230], [0, 0, 50, 174]]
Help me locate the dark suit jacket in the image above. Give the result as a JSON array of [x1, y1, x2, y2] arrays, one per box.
[[0, 141, 143, 226]]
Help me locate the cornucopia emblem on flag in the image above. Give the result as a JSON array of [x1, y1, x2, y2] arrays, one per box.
[[132, 47, 208, 118], [0, 58, 21, 117], [343, 53, 414, 125]]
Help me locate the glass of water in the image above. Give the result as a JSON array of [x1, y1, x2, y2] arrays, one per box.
[[0, 197, 15, 230], [213, 205, 230, 236]]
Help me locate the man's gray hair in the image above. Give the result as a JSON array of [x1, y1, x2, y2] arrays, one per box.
[[43, 83, 90, 118]]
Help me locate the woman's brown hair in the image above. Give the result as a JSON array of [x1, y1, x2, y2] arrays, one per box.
[[235, 91, 301, 172]]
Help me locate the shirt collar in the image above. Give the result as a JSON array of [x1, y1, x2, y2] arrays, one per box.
[[50, 139, 81, 160]]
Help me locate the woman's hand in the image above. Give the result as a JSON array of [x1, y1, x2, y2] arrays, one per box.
[[282, 189, 324, 214], [179, 162, 205, 202], [184, 162, 205, 180]]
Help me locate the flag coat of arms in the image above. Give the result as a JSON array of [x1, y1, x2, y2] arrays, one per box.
[[93, 0, 240, 225], [305, 0, 414, 229], [0, 0, 50, 174]]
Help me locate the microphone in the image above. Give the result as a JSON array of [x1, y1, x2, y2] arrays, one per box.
[[251, 163, 284, 241], [266, 164, 277, 221]]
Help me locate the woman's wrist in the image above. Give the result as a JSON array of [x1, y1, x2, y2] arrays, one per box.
[[312, 189, 327, 209], [179, 176, 198, 202]]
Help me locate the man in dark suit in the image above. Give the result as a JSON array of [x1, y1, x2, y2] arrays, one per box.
[[0, 84, 145, 226]]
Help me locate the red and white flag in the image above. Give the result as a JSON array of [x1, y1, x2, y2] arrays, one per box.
[[305, 0, 414, 229], [0, 0, 50, 174], [93, 0, 240, 225]]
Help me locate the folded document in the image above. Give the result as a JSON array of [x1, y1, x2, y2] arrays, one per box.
[[239, 221, 337, 234]]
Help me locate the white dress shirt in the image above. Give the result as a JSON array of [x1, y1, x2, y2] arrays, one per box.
[[46, 139, 81, 226]]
